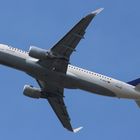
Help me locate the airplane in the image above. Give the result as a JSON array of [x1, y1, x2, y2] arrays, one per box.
[[0, 8, 140, 133]]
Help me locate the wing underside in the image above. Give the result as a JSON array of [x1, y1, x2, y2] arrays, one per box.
[[35, 8, 103, 132], [51, 8, 104, 60], [37, 80, 74, 131]]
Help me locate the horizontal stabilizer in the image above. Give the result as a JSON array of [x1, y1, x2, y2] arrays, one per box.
[[135, 100, 140, 108], [73, 126, 83, 133]]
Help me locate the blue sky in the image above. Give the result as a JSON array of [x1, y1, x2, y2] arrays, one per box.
[[0, 0, 140, 139]]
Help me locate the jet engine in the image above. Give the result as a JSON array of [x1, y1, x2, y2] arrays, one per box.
[[29, 46, 49, 60], [23, 85, 42, 99]]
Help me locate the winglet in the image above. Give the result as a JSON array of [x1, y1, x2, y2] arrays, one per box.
[[73, 126, 83, 133], [85, 8, 104, 18], [91, 8, 104, 15]]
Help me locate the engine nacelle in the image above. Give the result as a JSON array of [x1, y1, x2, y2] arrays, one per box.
[[23, 85, 41, 99], [29, 46, 49, 60]]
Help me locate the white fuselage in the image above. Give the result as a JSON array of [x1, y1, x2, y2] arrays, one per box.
[[0, 44, 140, 100]]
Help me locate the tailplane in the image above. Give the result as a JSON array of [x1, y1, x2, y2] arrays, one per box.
[[135, 100, 140, 108]]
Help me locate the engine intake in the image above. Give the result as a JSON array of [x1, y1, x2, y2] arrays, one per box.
[[29, 46, 49, 60], [23, 85, 41, 99]]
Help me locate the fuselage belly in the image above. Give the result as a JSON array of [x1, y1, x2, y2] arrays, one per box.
[[1, 44, 140, 100]]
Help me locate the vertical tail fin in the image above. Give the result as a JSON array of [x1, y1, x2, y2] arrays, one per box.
[[128, 78, 140, 86]]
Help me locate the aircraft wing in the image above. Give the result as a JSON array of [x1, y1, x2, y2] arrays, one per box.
[[51, 8, 103, 60], [35, 9, 103, 132], [37, 80, 79, 132], [39, 8, 103, 74]]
